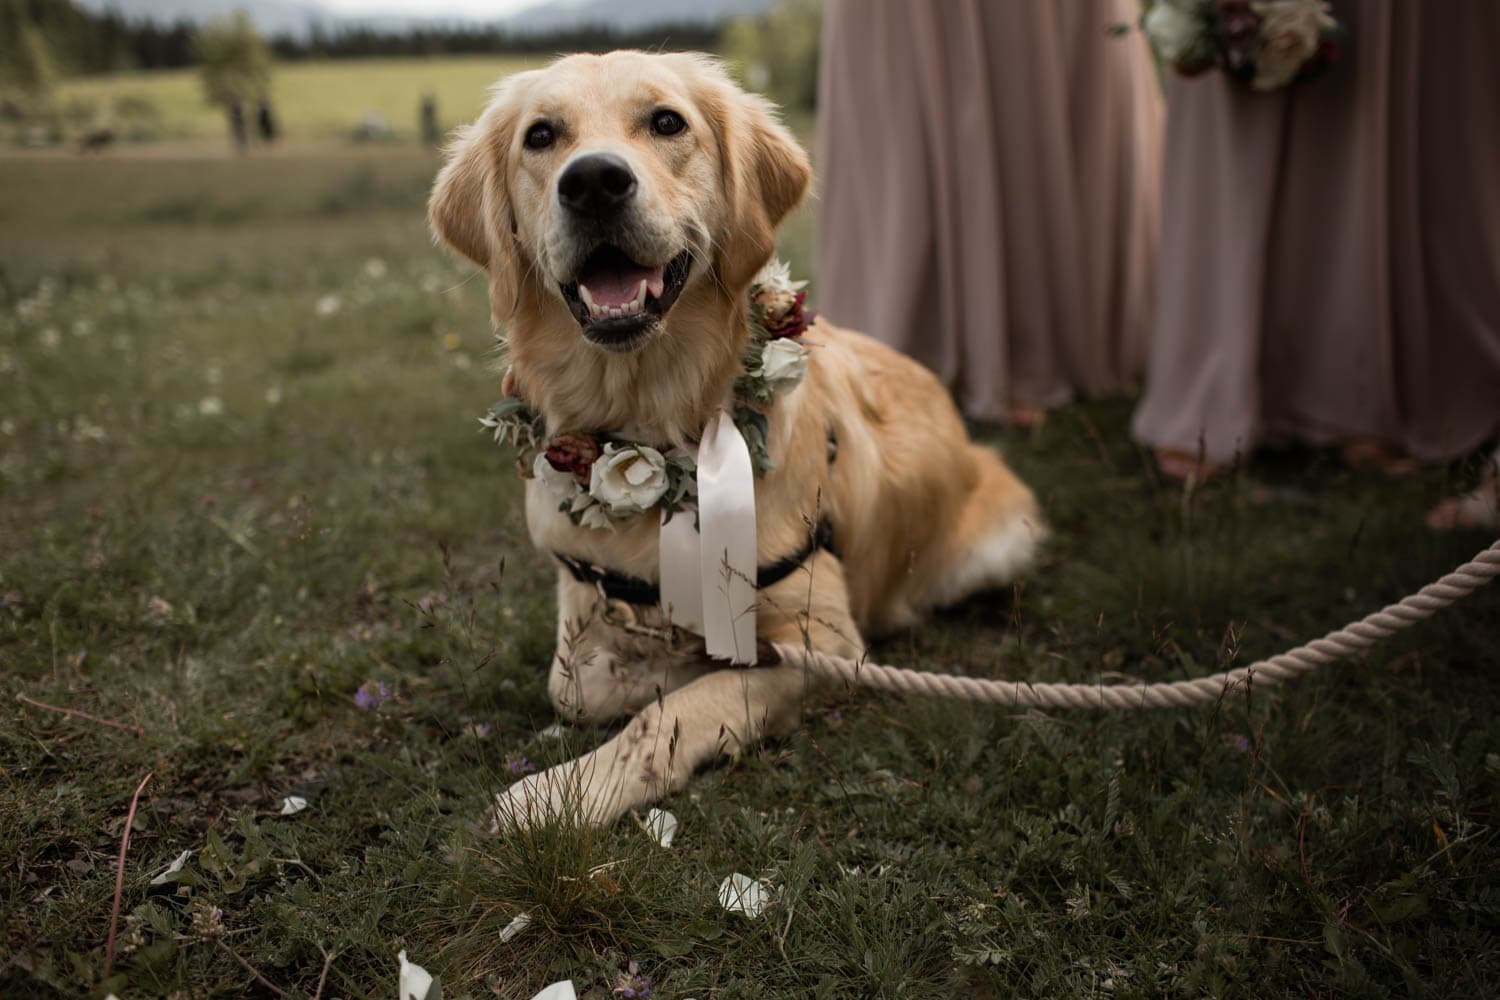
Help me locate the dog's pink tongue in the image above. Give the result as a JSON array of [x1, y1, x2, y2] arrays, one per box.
[[580, 266, 666, 308]]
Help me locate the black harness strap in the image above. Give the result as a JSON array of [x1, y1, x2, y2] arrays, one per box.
[[555, 520, 836, 608]]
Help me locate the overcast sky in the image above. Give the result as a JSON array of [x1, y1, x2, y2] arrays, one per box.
[[316, 0, 557, 16]]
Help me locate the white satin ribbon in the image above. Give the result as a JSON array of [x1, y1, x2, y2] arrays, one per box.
[[659, 408, 758, 664]]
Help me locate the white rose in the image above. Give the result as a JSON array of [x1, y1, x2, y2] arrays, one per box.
[[1251, 0, 1333, 90], [533, 451, 581, 503], [588, 443, 670, 513], [760, 338, 808, 388], [1143, 0, 1201, 65]]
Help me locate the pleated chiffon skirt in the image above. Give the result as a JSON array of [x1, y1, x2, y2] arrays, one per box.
[[1133, 0, 1500, 465], [815, 0, 1163, 420]]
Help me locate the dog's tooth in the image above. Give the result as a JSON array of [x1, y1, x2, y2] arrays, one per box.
[[579, 285, 596, 311], [633, 279, 648, 310]]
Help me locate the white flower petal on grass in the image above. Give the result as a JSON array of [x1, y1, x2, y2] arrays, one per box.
[[718, 873, 770, 917], [398, 949, 438, 1000], [315, 294, 342, 317], [539, 722, 568, 740], [644, 808, 678, 848], [279, 796, 308, 816], [149, 849, 193, 886], [197, 396, 224, 417], [364, 257, 388, 280], [499, 911, 532, 943], [530, 982, 577, 1000]]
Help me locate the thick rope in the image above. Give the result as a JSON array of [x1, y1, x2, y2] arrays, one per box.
[[772, 539, 1500, 710]]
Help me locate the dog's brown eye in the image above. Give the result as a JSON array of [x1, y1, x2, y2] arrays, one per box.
[[523, 122, 555, 150], [651, 110, 686, 137]]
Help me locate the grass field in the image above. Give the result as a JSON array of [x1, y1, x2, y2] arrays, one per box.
[[50, 55, 547, 143], [2, 132, 1498, 998]]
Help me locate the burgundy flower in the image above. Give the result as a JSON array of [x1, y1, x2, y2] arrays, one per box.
[[544, 433, 601, 486], [1217, 0, 1261, 69], [756, 288, 810, 339], [1218, 0, 1259, 40]]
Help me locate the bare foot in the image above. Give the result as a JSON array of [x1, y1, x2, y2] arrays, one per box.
[[1426, 477, 1500, 531], [1004, 403, 1048, 429], [1341, 441, 1418, 477], [1154, 449, 1220, 483]]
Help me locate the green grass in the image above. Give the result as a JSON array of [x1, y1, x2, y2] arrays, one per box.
[[1, 143, 1498, 1000], [49, 55, 546, 142]]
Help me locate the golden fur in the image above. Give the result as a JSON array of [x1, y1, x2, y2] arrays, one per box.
[[430, 51, 1043, 828]]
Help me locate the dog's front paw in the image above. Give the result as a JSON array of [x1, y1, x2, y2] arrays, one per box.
[[490, 768, 569, 834], [488, 751, 637, 834]]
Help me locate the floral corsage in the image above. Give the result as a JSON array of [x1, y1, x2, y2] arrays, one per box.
[[479, 259, 813, 529]]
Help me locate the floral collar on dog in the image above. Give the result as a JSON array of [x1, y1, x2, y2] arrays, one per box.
[[480, 259, 813, 530]]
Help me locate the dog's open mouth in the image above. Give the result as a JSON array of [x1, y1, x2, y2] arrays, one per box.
[[560, 246, 692, 351]]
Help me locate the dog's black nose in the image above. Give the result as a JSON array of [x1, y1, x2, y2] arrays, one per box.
[[557, 152, 637, 218]]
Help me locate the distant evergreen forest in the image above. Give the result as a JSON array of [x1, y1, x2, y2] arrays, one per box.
[[0, 0, 722, 75]]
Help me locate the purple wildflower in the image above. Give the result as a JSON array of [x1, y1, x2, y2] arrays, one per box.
[[505, 755, 536, 776], [614, 960, 651, 998], [354, 680, 391, 711], [1234, 735, 1251, 753]]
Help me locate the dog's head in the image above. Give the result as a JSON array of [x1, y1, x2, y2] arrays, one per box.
[[430, 51, 810, 358]]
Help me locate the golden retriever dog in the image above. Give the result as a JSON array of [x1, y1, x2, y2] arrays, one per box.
[[430, 51, 1042, 830]]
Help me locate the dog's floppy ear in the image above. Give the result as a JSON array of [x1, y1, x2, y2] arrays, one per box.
[[429, 90, 525, 321], [706, 70, 813, 288], [429, 123, 495, 269]]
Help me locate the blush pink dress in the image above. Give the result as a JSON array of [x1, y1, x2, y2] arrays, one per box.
[[814, 0, 1163, 421], [1132, 0, 1500, 465]]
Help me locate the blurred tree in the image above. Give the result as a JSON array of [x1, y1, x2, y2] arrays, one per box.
[[0, 19, 60, 110], [0, 0, 136, 74], [196, 11, 272, 146], [197, 11, 272, 106], [723, 0, 822, 111]]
